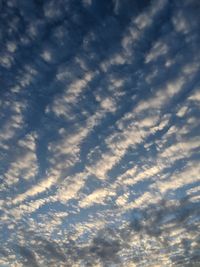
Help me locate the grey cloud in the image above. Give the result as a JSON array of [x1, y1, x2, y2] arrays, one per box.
[[38, 237, 67, 262], [16, 245, 39, 267], [9, 196, 200, 266]]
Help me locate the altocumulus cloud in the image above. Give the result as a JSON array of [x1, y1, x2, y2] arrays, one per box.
[[0, 0, 200, 266]]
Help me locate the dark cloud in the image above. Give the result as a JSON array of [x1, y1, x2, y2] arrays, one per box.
[[6, 196, 199, 266], [37, 237, 67, 262], [16, 245, 39, 267]]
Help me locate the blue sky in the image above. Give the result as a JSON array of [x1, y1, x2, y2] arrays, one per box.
[[0, 0, 200, 266]]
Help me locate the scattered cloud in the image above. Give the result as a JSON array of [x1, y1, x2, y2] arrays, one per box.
[[0, 0, 200, 266]]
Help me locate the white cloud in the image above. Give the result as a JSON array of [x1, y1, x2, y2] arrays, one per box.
[[119, 165, 164, 187], [154, 162, 200, 194], [52, 71, 95, 117], [188, 88, 200, 105], [115, 193, 129, 206], [100, 52, 126, 72], [125, 191, 161, 211], [72, 219, 106, 241], [4, 134, 38, 186], [172, 10, 190, 34], [82, 0, 92, 8], [160, 138, 200, 162], [0, 53, 14, 68], [13, 64, 38, 92], [57, 172, 88, 204], [136, 77, 185, 114], [48, 98, 117, 173], [41, 50, 52, 62], [145, 40, 168, 63], [79, 188, 116, 208], [99, 97, 116, 113], [121, 0, 167, 58], [86, 113, 159, 180], [7, 41, 17, 53], [44, 1, 63, 19], [0, 101, 25, 148], [12, 174, 57, 205], [176, 105, 188, 117]]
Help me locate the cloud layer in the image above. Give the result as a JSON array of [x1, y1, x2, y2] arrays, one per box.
[[0, 0, 200, 266]]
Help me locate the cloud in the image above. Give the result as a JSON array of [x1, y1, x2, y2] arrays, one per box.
[[188, 88, 200, 105], [155, 162, 200, 195], [50, 71, 95, 118], [79, 188, 116, 208], [0, 100, 25, 149], [85, 112, 160, 180], [12, 175, 57, 205], [17, 245, 39, 267], [5, 194, 200, 266], [145, 40, 168, 63], [0, 0, 200, 266], [57, 172, 88, 204], [4, 134, 38, 186]]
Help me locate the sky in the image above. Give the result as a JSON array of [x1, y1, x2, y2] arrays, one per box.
[[0, 0, 200, 266]]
